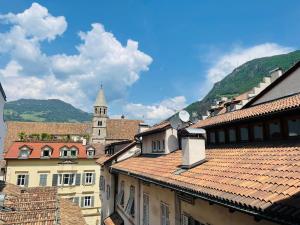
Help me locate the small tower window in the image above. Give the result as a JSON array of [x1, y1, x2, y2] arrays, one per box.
[[98, 130, 101, 135], [95, 108, 98, 114], [100, 108, 102, 114], [104, 109, 106, 114], [98, 121, 102, 126]]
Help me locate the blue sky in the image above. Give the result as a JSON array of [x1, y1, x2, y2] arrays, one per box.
[[0, 0, 299, 123]]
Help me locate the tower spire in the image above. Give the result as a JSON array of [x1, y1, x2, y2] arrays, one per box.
[[94, 84, 107, 107]]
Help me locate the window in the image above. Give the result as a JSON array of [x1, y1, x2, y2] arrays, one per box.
[[218, 130, 225, 143], [60, 148, 68, 158], [116, 181, 125, 207], [19, 150, 29, 159], [288, 118, 300, 137], [98, 129, 101, 135], [83, 196, 92, 207], [42, 149, 50, 157], [58, 174, 75, 186], [157, 141, 161, 150], [162, 140, 165, 150], [98, 120, 102, 126], [100, 108, 102, 114], [240, 127, 249, 141], [181, 214, 204, 225], [209, 132, 216, 144], [17, 174, 27, 186], [85, 173, 93, 185], [161, 202, 170, 225], [152, 141, 156, 151], [254, 124, 264, 140], [106, 184, 110, 200], [143, 193, 149, 225], [269, 121, 281, 138], [39, 174, 47, 186], [70, 149, 77, 157], [104, 109, 106, 114], [229, 129, 236, 143], [100, 176, 105, 191], [125, 185, 135, 218]]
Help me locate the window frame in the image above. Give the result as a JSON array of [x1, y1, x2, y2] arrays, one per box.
[[160, 202, 170, 225], [17, 174, 26, 186], [143, 193, 150, 225], [268, 120, 282, 139], [84, 196, 92, 207], [85, 172, 93, 185], [57, 173, 76, 186], [239, 126, 249, 142]]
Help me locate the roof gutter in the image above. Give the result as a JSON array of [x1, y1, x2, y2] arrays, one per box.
[[111, 168, 297, 225]]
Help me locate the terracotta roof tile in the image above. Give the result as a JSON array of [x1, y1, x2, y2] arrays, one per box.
[[106, 119, 142, 140], [0, 182, 85, 225], [136, 121, 170, 137], [193, 93, 300, 128], [112, 145, 300, 223], [5, 141, 93, 159]]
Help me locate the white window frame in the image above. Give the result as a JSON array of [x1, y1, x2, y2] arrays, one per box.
[[17, 174, 26, 186], [58, 173, 75, 186], [85, 172, 93, 185], [84, 196, 92, 207]]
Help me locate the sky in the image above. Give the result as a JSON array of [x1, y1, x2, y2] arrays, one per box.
[[0, 0, 299, 124]]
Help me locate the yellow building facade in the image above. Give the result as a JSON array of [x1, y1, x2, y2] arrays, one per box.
[[5, 141, 101, 225]]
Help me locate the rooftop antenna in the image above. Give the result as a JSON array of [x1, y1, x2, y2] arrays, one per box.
[[170, 110, 191, 130]]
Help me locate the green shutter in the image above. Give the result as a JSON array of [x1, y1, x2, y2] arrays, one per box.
[[73, 197, 79, 205], [24, 175, 29, 187], [82, 173, 86, 185], [52, 174, 58, 186], [81, 197, 84, 208], [92, 173, 96, 185], [91, 196, 94, 207], [75, 174, 81, 186]]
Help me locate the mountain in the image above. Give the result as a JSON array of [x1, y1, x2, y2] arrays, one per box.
[[184, 50, 300, 118], [4, 99, 92, 123]]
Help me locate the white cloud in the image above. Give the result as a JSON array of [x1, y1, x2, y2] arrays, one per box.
[[0, 3, 152, 111], [206, 43, 293, 83], [124, 96, 187, 124]]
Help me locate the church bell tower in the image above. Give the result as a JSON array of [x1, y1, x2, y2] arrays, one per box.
[[91, 85, 108, 144]]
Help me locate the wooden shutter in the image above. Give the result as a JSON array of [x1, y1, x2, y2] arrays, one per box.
[[82, 173, 86, 185], [91, 196, 94, 207], [92, 173, 96, 185], [24, 175, 29, 187], [52, 174, 58, 186], [143, 194, 149, 225], [81, 197, 84, 208], [75, 173, 81, 186], [73, 197, 79, 205]]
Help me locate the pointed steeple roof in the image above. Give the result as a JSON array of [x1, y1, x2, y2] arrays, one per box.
[[94, 85, 107, 107]]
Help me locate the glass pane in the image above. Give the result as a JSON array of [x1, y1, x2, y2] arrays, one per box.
[[254, 125, 263, 140], [269, 121, 281, 138], [240, 128, 249, 141], [218, 131, 225, 143], [229, 129, 236, 143], [288, 119, 300, 136]]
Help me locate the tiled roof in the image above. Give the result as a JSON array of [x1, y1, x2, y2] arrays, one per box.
[[60, 198, 87, 225], [106, 119, 142, 140], [96, 141, 137, 165], [112, 144, 300, 224], [4, 121, 91, 153], [5, 142, 94, 159], [5, 119, 142, 152], [194, 93, 300, 128], [136, 121, 170, 137], [0, 182, 85, 225]]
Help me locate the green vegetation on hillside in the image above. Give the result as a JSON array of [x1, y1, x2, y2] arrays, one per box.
[[4, 99, 92, 123], [185, 50, 300, 117]]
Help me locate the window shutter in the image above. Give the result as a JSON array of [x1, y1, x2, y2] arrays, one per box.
[[74, 197, 79, 205], [24, 175, 29, 187], [39, 174, 47, 186], [91, 196, 94, 207], [75, 174, 81, 186], [161, 204, 164, 225], [52, 174, 58, 186], [81, 197, 84, 208], [166, 205, 170, 225], [92, 173, 96, 185], [82, 173, 86, 185]]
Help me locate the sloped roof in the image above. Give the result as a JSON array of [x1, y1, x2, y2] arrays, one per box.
[[106, 119, 142, 140], [5, 141, 96, 159], [4, 121, 91, 153], [94, 86, 107, 107], [112, 144, 300, 224], [193, 93, 300, 128], [0, 182, 86, 225], [135, 121, 170, 137]]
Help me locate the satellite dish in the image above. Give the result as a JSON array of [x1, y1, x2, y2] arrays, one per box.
[[170, 115, 182, 130], [179, 110, 190, 122]]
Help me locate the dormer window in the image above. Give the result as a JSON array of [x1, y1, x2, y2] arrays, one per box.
[[60, 147, 69, 158], [87, 147, 95, 158], [70, 147, 78, 158], [41, 146, 52, 158], [19, 146, 30, 159]]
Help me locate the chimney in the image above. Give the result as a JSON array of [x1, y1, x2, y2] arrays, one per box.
[[180, 128, 206, 169], [82, 138, 87, 146]]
